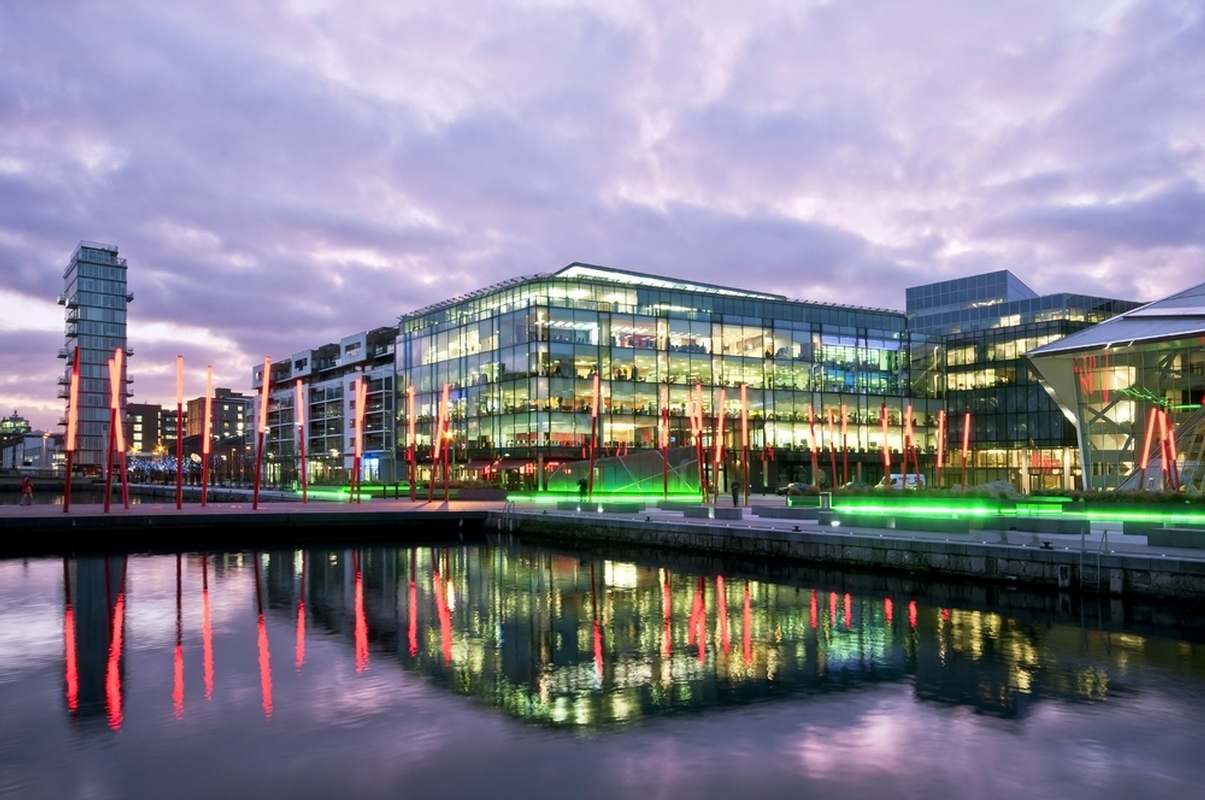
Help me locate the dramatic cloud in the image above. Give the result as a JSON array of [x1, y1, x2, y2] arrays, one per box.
[[2, 0, 1204, 428]]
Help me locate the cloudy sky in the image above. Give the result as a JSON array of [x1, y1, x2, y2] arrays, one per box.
[[2, 0, 1203, 430]]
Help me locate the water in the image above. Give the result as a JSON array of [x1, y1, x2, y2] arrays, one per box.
[[3, 543, 1205, 799]]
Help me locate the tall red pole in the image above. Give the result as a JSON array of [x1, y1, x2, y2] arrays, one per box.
[[840, 404, 849, 487], [587, 374, 600, 500], [714, 388, 726, 505], [407, 386, 416, 501], [959, 411, 971, 491], [352, 377, 366, 503], [253, 357, 270, 510], [935, 409, 946, 490], [694, 383, 707, 502], [808, 404, 820, 488], [826, 408, 837, 490], [295, 379, 307, 503], [903, 404, 916, 489], [660, 385, 669, 500], [175, 356, 184, 509], [740, 384, 749, 505], [202, 366, 213, 507], [103, 355, 119, 513], [115, 349, 129, 510], [63, 347, 80, 513], [880, 402, 891, 486]]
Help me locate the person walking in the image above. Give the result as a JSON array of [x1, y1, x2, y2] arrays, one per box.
[[578, 477, 588, 501], [730, 479, 741, 507], [19, 476, 33, 506]]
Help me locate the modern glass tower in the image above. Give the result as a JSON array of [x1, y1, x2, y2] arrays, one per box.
[[907, 270, 1138, 490], [59, 241, 131, 475]]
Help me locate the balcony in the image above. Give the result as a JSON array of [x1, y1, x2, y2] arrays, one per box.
[[64, 325, 78, 338], [126, 291, 134, 303], [57, 375, 70, 386], [56, 387, 69, 399], [56, 294, 66, 306], [125, 346, 134, 356], [57, 348, 73, 359]]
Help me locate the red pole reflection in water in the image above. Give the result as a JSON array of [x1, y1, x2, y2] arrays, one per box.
[[829, 591, 838, 626], [809, 589, 818, 630], [909, 600, 918, 630], [590, 562, 603, 683], [884, 597, 893, 626], [432, 551, 452, 666], [354, 551, 369, 674], [173, 554, 184, 719], [694, 577, 707, 665], [103, 558, 127, 730], [253, 554, 273, 719], [660, 569, 672, 659], [844, 593, 852, 630], [716, 576, 730, 655], [202, 555, 213, 700], [296, 552, 306, 672], [742, 582, 752, 665], [408, 550, 418, 658], [63, 559, 78, 714], [941, 607, 950, 623]]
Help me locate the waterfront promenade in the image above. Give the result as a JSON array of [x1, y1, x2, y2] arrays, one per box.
[[3, 495, 1205, 598]]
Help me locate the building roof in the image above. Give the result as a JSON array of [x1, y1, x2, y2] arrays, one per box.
[[1027, 279, 1205, 357]]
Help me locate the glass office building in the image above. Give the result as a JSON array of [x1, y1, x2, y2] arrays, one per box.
[[908, 271, 1138, 490], [59, 241, 132, 475], [398, 263, 937, 492], [1028, 280, 1205, 493]]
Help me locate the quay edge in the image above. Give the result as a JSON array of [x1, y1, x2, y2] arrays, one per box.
[[490, 510, 1205, 601]]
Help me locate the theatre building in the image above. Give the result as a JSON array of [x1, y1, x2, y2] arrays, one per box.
[[1027, 279, 1205, 493], [397, 263, 938, 493]]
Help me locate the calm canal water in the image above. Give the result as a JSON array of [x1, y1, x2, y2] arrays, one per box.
[[3, 543, 1205, 799]]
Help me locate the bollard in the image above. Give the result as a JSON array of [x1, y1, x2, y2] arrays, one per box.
[[820, 492, 832, 510]]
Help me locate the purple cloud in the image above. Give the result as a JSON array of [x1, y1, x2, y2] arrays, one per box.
[[2, 0, 1204, 428]]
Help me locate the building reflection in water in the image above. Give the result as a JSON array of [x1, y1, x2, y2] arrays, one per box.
[[57, 545, 1205, 731]]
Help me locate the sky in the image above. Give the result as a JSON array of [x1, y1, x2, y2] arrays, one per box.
[[2, 0, 1204, 431]]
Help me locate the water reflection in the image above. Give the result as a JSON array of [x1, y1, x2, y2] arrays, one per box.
[[49, 545, 1205, 731]]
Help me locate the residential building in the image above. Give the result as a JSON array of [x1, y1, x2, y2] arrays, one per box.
[[397, 263, 936, 491], [125, 403, 162, 455], [907, 270, 1138, 490], [186, 388, 249, 441], [252, 327, 397, 487], [1, 431, 64, 471], [58, 241, 132, 475], [1028, 279, 1205, 493]]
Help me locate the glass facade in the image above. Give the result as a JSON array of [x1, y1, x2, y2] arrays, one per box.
[[60, 241, 130, 474], [908, 271, 1139, 490], [399, 264, 936, 491]]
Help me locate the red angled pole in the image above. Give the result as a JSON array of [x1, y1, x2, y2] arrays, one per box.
[[903, 404, 916, 490], [63, 347, 80, 513], [694, 384, 707, 502], [202, 366, 213, 507], [295, 379, 307, 503], [439, 382, 450, 503], [253, 358, 270, 510], [175, 356, 184, 509], [1167, 411, 1181, 491], [114, 348, 130, 510]]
